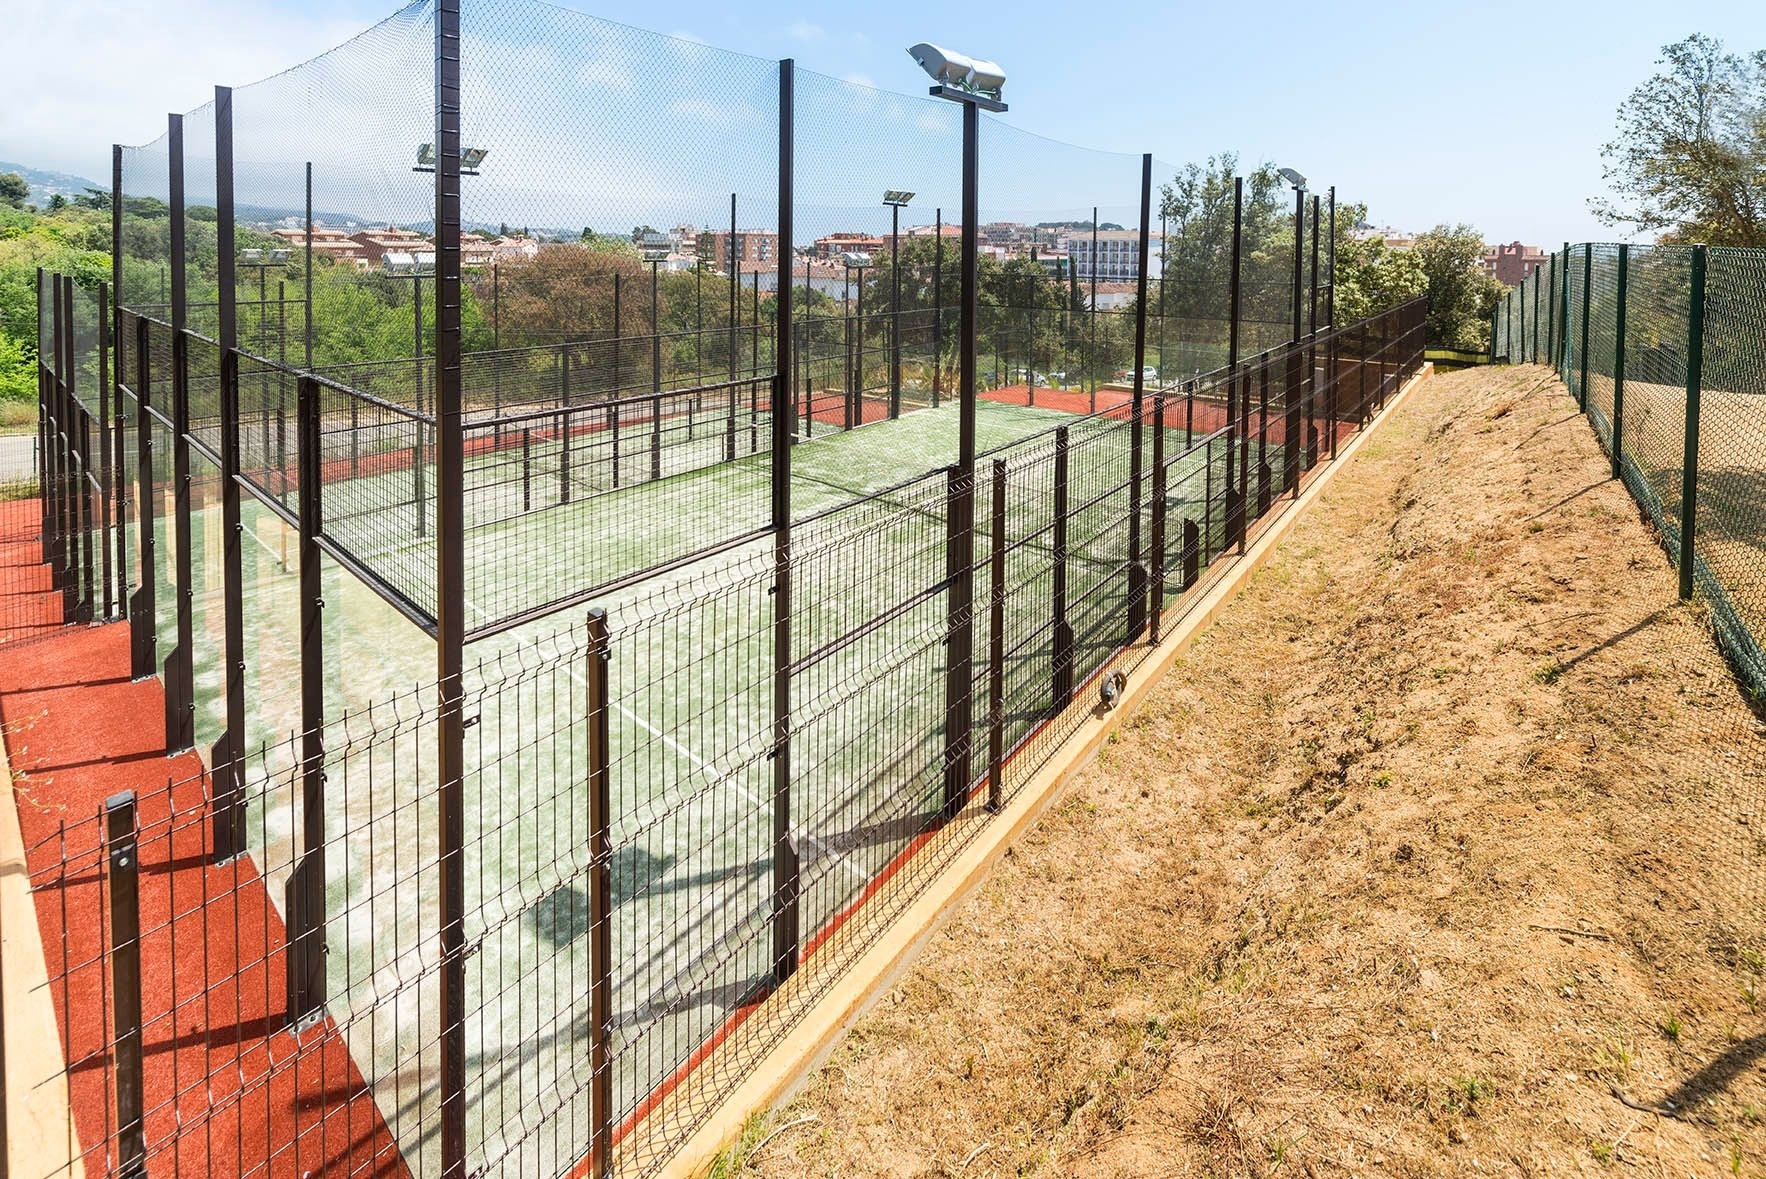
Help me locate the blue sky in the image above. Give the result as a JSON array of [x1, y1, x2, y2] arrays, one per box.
[[5, 0, 1764, 246]]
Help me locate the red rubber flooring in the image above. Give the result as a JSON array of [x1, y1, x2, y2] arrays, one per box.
[[0, 498, 406, 1178]]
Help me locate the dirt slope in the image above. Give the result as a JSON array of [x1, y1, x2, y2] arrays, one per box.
[[727, 364, 1766, 1178]]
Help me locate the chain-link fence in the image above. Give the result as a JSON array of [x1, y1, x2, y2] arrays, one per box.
[[9, 1, 1422, 1176]]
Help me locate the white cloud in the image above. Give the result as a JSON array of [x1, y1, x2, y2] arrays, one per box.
[[0, 0, 372, 180], [786, 20, 822, 42], [576, 58, 634, 92], [842, 72, 876, 88]]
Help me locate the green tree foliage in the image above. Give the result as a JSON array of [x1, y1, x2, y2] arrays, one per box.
[[1594, 34, 1766, 245], [1331, 232, 1426, 326], [0, 173, 27, 209], [1411, 225, 1505, 352]]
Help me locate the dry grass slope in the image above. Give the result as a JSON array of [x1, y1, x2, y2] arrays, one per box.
[[714, 363, 1766, 1177]]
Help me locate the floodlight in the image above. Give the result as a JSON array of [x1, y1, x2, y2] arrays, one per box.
[[240, 248, 263, 264], [1278, 167, 1307, 190], [840, 251, 872, 267], [907, 43, 972, 87], [412, 143, 488, 174], [268, 248, 291, 264], [883, 190, 916, 206], [907, 43, 1005, 101], [641, 246, 669, 263]]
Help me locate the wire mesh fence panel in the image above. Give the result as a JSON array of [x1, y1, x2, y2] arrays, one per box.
[[1585, 244, 1620, 453], [13, 0, 1442, 1171], [1617, 244, 1692, 549], [1690, 246, 1766, 686]]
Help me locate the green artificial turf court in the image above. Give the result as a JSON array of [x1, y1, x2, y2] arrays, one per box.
[[135, 389, 1244, 1176]]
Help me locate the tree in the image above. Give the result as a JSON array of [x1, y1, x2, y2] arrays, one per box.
[[1412, 225, 1504, 351], [1593, 34, 1766, 245], [0, 173, 28, 209], [46, 194, 67, 212]]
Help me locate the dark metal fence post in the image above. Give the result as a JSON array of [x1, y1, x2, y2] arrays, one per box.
[[1125, 153, 1152, 640], [559, 350, 572, 503], [986, 457, 1007, 812], [1558, 241, 1571, 374], [772, 58, 801, 984], [111, 145, 126, 620], [1611, 244, 1629, 479], [1678, 245, 1706, 601], [285, 373, 328, 1026], [585, 606, 614, 1179], [434, 0, 469, 1172], [213, 86, 248, 862], [167, 111, 195, 754], [105, 791, 147, 1179], [132, 315, 154, 680], [1578, 243, 1592, 411], [1149, 392, 1167, 641], [99, 281, 114, 619], [1546, 251, 1557, 370], [1181, 516, 1200, 591], [1051, 426, 1073, 709]]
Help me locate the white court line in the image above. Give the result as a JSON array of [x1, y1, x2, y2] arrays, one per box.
[[467, 598, 871, 889]]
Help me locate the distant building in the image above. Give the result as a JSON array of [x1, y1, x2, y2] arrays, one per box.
[[1483, 241, 1547, 286], [1060, 229, 1162, 283], [700, 230, 779, 271], [271, 223, 369, 268], [811, 232, 886, 261], [349, 227, 432, 266]]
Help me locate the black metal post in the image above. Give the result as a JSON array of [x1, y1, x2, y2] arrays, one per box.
[[98, 280, 114, 618], [1051, 425, 1073, 708], [168, 111, 195, 754], [942, 94, 985, 820], [1307, 193, 1320, 468], [933, 207, 943, 406], [586, 606, 613, 1177], [414, 273, 428, 536], [772, 58, 800, 982], [1679, 245, 1706, 601], [212, 86, 249, 862], [890, 200, 901, 418], [286, 373, 327, 1024], [1225, 178, 1243, 546], [305, 164, 314, 369], [434, 0, 468, 1171], [132, 314, 154, 679], [1576, 243, 1592, 411], [1149, 391, 1167, 640], [1611, 244, 1629, 479], [986, 456, 1006, 812], [1126, 153, 1152, 639], [106, 792, 147, 1179], [1089, 208, 1098, 411]]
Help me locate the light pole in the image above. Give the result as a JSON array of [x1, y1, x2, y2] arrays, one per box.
[[643, 246, 667, 394], [1278, 165, 1306, 494], [883, 190, 914, 418], [841, 251, 871, 427], [1279, 167, 1307, 344], [908, 41, 1007, 821], [238, 247, 290, 359]]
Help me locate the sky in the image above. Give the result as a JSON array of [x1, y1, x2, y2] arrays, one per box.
[[5, 0, 1765, 246]]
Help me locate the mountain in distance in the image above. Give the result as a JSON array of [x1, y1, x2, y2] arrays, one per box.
[[0, 161, 105, 207]]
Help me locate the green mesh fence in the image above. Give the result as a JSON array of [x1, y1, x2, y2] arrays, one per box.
[[1496, 242, 1766, 699]]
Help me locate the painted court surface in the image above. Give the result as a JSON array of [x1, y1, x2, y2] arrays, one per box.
[[5, 383, 1260, 1175]]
